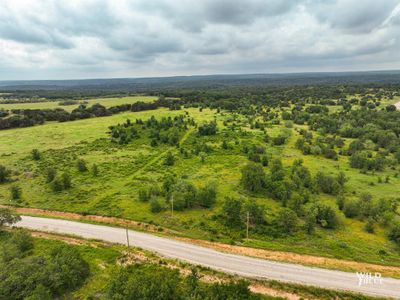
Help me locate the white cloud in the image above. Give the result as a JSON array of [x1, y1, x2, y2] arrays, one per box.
[[0, 0, 399, 80]]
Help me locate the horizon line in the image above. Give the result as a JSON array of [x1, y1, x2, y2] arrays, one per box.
[[1, 68, 400, 83]]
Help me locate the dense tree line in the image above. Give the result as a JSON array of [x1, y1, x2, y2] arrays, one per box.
[[0, 97, 183, 130], [109, 115, 194, 145]]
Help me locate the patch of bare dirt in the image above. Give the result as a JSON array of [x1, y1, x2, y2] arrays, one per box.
[[1, 205, 168, 233], [250, 284, 303, 300], [117, 250, 149, 266]]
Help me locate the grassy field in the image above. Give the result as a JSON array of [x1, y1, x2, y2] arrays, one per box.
[[0, 105, 400, 267], [0, 95, 157, 112]]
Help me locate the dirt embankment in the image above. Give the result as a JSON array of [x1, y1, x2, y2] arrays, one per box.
[[2, 205, 166, 233], [176, 237, 400, 279]]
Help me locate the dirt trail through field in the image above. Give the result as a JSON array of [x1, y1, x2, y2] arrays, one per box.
[[131, 127, 194, 177]]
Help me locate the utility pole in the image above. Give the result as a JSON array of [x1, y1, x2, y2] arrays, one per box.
[[126, 227, 130, 248], [246, 211, 250, 240], [171, 195, 174, 217]]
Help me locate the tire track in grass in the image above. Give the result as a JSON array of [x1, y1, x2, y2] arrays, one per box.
[[131, 127, 194, 178]]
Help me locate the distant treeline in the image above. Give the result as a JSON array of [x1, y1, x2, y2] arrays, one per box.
[[2, 71, 400, 93], [0, 97, 181, 130], [1, 83, 400, 130]]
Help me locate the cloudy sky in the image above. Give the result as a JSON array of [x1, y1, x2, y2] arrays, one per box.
[[0, 0, 400, 80]]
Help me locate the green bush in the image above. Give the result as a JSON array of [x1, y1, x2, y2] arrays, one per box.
[[10, 185, 22, 201], [46, 168, 56, 183], [0, 240, 89, 300], [150, 198, 164, 213], [309, 202, 340, 229], [31, 149, 41, 160], [388, 222, 400, 246], [107, 264, 260, 300], [275, 208, 299, 235], [76, 159, 88, 172], [343, 200, 359, 218], [241, 162, 266, 193], [0, 165, 11, 183]]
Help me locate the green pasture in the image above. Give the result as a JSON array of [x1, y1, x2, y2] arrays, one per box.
[[0, 95, 157, 112], [0, 106, 399, 266]]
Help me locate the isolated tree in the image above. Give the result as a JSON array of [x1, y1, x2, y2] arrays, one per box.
[[364, 218, 375, 233], [309, 202, 340, 229], [10, 185, 22, 201], [46, 168, 56, 183], [198, 121, 217, 135], [0, 164, 11, 183], [92, 164, 99, 176], [62, 173, 71, 189], [51, 177, 64, 192], [197, 183, 217, 208], [138, 188, 151, 202], [0, 208, 21, 228], [336, 171, 348, 188], [150, 198, 163, 213], [76, 159, 87, 172], [222, 197, 243, 227], [270, 159, 285, 181], [388, 222, 400, 246], [164, 151, 175, 166], [162, 174, 176, 195], [171, 180, 197, 209], [199, 152, 206, 163], [315, 171, 341, 195], [386, 104, 396, 112], [275, 208, 298, 235], [244, 201, 265, 225], [240, 162, 265, 193], [31, 149, 41, 160], [343, 200, 359, 218], [336, 195, 346, 211], [261, 155, 269, 166], [304, 211, 316, 234]]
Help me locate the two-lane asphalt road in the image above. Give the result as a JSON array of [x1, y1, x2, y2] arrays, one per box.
[[15, 216, 400, 298]]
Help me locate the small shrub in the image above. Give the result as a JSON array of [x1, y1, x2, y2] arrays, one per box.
[[76, 159, 88, 172], [150, 198, 164, 213], [46, 168, 57, 183], [31, 149, 41, 160], [10, 185, 22, 201], [164, 152, 175, 166]]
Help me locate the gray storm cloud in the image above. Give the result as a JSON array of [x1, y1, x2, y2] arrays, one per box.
[[0, 0, 399, 80]]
